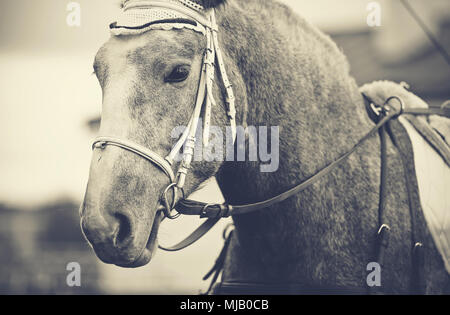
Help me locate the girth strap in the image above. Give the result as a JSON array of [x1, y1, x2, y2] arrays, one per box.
[[385, 115, 428, 294]]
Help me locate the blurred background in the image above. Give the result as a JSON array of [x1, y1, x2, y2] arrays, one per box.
[[0, 0, 449, 294]]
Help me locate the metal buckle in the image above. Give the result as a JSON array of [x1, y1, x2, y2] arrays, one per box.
[[200, 203, 215, 218], [161, 183, 185, 220], [400, 81, 411, 91], [93, 141, 107, 150], [370, 103, 383, 117], [377, 224, 390, 235], [384, 96, 405, 117]]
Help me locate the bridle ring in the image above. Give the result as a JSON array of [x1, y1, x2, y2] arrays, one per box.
[[384, 96, 405, 116], [161, 183, 185, 220]]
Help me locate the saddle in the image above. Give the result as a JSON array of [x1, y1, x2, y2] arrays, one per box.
[[361, 81, 450, 274]]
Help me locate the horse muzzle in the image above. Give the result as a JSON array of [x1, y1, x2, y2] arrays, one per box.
[[80, 198, 163, 268]]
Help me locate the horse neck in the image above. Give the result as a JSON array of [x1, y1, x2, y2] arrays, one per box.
[[215, 0, 382, 285]]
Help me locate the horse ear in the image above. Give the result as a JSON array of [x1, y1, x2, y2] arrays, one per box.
[[119, 0, 128, 8], [199, 0, 227, 9]]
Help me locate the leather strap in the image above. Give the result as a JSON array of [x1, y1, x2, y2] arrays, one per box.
[[202, 227, 234, 295], [368, 120, 391, 295], [176, 110, 405, 217], [404, 107, 450, 116], [176, 99, 450, 219], [385, 119, 427, 294], [158, 217, 220, 251], [93, 136, 175, 182]]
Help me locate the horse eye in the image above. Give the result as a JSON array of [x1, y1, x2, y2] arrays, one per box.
[[165, 65, 190, 83]]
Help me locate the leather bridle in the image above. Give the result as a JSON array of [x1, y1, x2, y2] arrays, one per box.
[[92, 1, 450, 256], [93, 1, 237, 250]]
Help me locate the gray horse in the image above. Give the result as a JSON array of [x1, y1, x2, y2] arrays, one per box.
[[80, 0, 448, 294]]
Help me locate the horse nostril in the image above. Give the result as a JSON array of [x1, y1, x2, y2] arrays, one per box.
[[114, 213, 132, 246]]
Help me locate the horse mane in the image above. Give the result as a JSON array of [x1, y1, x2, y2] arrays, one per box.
[[219, 0, 367, 150]]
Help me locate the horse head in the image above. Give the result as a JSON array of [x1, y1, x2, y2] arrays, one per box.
[[80, 0, 233, 268]]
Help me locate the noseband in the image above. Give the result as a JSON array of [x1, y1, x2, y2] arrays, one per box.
[[93, 1, 450, 254]]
